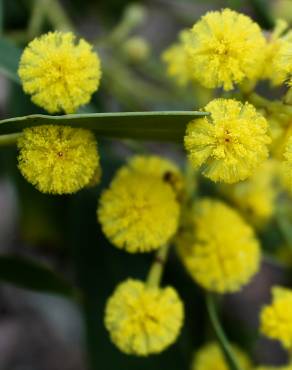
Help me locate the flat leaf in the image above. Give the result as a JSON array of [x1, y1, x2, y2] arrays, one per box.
[[0, 254, 77, 298], [0, 37, 21, 83], [0, 111, 208, 141]]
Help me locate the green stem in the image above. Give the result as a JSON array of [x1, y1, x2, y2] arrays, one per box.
[[206, 292, 243, 370], [275, 210, 292, 249], [0, 133, 21, 146], [245, 92, 271, 109], [27, 0, 47, 39], [247, 92, 292, 116], [146, 244, 170, 288], [44, 0, 74, 32], [27, 0, 49, 40]]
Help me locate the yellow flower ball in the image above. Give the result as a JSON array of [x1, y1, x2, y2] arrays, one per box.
[[18, 32, 101, 114], [185, 8, 266, 90], [162, 29, 194, 86], [192, 342, 252, 370], [259, 20, 292, 86], [123, 155, 185, 200], [184, 99, 270, 184], [260, 286, 292, 349], [220, 160, 278, 227], [98, 169, 180, 253], [176, 198, 261, 293], [275, 38, 292, 90], [104, 279, 184, 356], [18, 125, 100, 194]]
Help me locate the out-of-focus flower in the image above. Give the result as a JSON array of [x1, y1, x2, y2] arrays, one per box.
[[260, 286, 292, 349], [176, 198, 261, 293]]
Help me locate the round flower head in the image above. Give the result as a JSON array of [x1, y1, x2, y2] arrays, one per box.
[[184, 99, 270, 183], [18, 32, 101, 113], [124, 155, 185, 200], [98, 170, 180, 253], [162, 30, 194, 86], [185, 8, 265, 90], [220, 160, 278, 227], [275, 37, 292, 90], [259, 20, 292, 86], [18, 125, 100, 194], [260, 286, 292, 349], [104, 279, 184, 356], [176, 199, 261, 293], [192, 342, 252, 370]]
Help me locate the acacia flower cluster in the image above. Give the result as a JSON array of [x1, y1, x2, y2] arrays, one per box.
[[12, 5, 292, 366]]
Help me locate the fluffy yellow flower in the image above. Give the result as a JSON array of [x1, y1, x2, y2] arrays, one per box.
[[18, 32, 101, 114], [260, 20, 292, 86], [123, 155, 185, 200], [260, 286, 292, 349], [192, 342, 252, 370], [267, 111, 292, 159], [162, 30, 194, 86], [282, 135, 292, 190], [176, 199, 261, 293], [185, 8, 265, 90], [275, 36, 292, 89], [104, 279, 184, 356], [18, 125, 99, 194], [98, 169, 180, 253], [220, 160, 278, 227], [184, 99, 270, 184]]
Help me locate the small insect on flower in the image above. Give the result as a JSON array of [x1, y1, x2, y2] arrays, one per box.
[[122, 155, 185, 201], [17, 125, 100, 195], [176, 198, 261, 293], [192, 342, 252, 370], [98, 168, 180, 253], [104, 279, 184, 356], [260, 286, 292, 349], [184, 99, 270, 184], [18, 32, 101, 114], [185, 8, 266, 90]]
